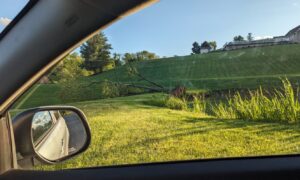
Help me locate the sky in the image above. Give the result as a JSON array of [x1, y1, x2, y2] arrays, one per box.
[[1, 0, 300, 57]]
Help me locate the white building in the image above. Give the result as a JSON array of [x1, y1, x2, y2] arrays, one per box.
[[200, 46, 212, 54], [223, 25, 300, 51], [285, 25, 300, 43]]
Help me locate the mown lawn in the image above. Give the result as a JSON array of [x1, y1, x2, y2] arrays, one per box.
[[37, 93, 300, 170], [12, 84, 63, 109]]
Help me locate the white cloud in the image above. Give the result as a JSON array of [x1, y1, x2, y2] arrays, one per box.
[[0, 17, 12, 27], [253, 36, 273, 40]]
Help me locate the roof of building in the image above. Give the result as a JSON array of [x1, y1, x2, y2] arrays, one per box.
[[273, 36, 286, 38], [226, 38, 276, 46], [223, 25, 299, 48], [286, 25, 300, 36]]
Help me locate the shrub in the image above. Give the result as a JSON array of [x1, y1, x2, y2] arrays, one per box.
[[49, 53, 93, 83], [144, 94, 188, 110], [165, 96, 188, 110], [145, 95, 167, 107], [125, 86, 145, 95], [99, 80, 120, 98]]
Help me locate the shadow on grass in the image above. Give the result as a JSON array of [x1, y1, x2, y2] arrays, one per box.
[[182, 116, 300, 133], [97, 116, 300, 158]]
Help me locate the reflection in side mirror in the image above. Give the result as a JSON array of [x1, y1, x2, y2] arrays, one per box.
[[31, 110, 87, 161], [13, 106, 91, 168]]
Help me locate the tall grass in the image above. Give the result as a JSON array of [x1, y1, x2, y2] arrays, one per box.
[[147, 95, 207, 112], [145, 95, 188, 110], [192, 96, 206, 113], [212, 78, 300, 123], [211, 101, 236, 119], [165, 96, 188, 110], [145, 78, 300, 123]]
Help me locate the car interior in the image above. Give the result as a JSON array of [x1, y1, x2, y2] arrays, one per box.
[[1, 0, 300, 179]]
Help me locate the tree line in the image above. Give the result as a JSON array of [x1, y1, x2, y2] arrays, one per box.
[[80, 32, 160, 73], [191, 41, 217, 54], [49, 32, 255, 82], [233, 33, 254, 42], [191, 33, 255, 54], [49, 32, 159, 82]]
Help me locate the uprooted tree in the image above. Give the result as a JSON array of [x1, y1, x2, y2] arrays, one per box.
[[124, 62, 168, 92]]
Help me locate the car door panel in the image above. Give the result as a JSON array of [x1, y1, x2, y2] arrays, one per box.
[[2, 156, 300, 180]]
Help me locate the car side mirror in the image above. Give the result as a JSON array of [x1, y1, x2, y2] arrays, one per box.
[[12, 106, 91, 168]]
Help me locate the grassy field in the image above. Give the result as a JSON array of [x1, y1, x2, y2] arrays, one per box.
[[12, 84, 62, 109], [10, 44, 300, 170], [36, 93, 300, 170]]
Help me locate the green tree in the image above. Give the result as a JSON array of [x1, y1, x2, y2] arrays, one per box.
[[136, 50, 159, 61], [49, 53, 92, 82], [209, 41, 217, 50], [122, 53, 137, 63], [233, 35, 245, 42], [201, 41, 211, 49], [111, 53, 123, 67], [80, 32, 112, 73], [192, 42, 201, 54], [247, 33, 253, 41], [122, 51, 159, 63]]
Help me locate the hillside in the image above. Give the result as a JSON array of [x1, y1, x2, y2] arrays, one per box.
[[13, 44, 300, 109], [85, 44, 300, 90]]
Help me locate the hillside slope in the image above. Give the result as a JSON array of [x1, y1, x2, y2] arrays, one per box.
[[86, 44, 300, 90], [12, 44, 300, 109]]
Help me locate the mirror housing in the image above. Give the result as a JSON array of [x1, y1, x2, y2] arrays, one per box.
[[12, 106, 91, 167]]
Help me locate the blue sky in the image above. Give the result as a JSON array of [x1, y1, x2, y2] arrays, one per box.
[[1, 0, 300, 57]]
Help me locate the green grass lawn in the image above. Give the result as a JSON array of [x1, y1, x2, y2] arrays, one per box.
[[37, 93, 300, 170], [12, 84, 63, 109]]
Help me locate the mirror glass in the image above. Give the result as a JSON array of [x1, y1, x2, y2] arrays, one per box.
[[31, 110, 88, 161]]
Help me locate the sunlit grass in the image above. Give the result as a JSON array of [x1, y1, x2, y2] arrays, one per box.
[[38, 94, 300, 170], [212, 78, 300, 123]]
